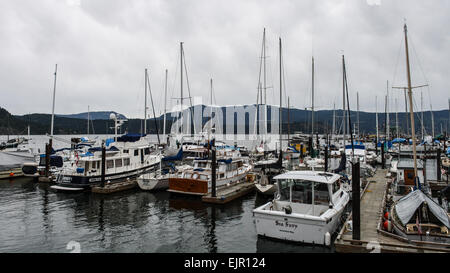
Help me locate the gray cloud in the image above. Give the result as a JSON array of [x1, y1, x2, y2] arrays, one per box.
[[0, 0, 448, 119]]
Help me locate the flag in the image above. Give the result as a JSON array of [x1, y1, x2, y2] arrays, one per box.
[[416, 215, 422, 235]]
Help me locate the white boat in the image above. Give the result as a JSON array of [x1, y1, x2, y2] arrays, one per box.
[[137, 164, 190, 191], [255, 173, 277, 196], [51, 134, 161, 191], [137, 170, 170, 191], [253, 171, 350, 246]]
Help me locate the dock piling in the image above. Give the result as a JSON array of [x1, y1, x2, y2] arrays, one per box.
[[101, 141, 106, 188], [211, 139, 216, 198], [352, 157, 361, 241]]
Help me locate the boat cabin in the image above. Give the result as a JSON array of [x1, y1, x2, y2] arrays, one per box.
[[273, 171, 343, 217]]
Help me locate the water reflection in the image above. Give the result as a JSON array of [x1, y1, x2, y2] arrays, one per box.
[[0, 176, 332, 253]]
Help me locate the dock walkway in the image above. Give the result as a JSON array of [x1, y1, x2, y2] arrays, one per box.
[[335, 168, 450, 253]]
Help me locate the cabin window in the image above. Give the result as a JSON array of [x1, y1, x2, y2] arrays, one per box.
[[314, 182, 330, 205], [144, 148, 150, 155], [124, 158, 130, 166], [291, 181, 312, 204], [332, 181, 340, 193], [200, 174, 207, 180], [107, 160, 114, 169], [193, 173, 199, 179], [134, 150, 139, 156], [85, 162, 90, 172], [115, 159, 123, 168], [123, 149, 129, 153]]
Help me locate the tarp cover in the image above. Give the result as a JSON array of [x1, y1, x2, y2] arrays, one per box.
[[117, 134, 145, 142], [395, 190, 450, 228]]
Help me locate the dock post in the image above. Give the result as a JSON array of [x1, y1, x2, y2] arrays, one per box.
[[352, 157, 361, 241], [300, 144, 304, 159], [211, 139, 217, 198], [45, 143, 50, 176], [437, 148, 441, 181], [101, 140, 106, 188], [324, 146, 328, 172], [381, 141, 385, 169]]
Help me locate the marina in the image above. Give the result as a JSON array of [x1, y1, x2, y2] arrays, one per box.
[[0, 1, 449, 260]]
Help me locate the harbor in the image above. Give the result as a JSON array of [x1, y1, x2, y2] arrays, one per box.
[[0, 1, 449, 259]]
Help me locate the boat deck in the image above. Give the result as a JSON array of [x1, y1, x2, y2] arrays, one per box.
[[202, 180, 255, 204], [334, 168, 450, 253]]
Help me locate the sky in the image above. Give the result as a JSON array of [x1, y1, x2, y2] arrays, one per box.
[[0, 0, 448, 119]]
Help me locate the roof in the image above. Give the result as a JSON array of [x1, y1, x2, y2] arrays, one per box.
[[273, 171, 340, 184], [395, 190, 450, 228]]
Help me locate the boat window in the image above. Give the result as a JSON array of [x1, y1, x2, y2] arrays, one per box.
[[134, 150, 139, 156], [314, 182, 330, 205], [144, 148, 150, 155], [123, 149, 129, 153], [200, 174, 207, 180], [124, 158, 130, 166], [85, 162, 90, 172], [332, 181, 340, 193], [107, 160, 114, 169], [115, 159, 123, 168], [291, 181, 312, 204], [193, 173, 199, 179]]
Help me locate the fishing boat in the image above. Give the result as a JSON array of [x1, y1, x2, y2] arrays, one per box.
[[167, 157, 253, 196], [253, 171, 350, 246], [51, 133, 161, 191]]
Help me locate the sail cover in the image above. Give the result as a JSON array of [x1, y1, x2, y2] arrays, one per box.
[[395, 190, 450, 228]]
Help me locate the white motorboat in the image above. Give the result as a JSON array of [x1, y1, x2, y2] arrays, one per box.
[[253, 171, 350, 246], [51, 134, 161, 191]]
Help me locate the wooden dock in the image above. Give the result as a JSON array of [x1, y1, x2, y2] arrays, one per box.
[[334, 168, 450, 253], [91, 179, 138, 194], [202, 181, 255, 204], [0, 168, 24, 179]]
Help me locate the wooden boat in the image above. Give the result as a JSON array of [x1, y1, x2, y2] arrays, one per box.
[[168, 157, 253, 196]]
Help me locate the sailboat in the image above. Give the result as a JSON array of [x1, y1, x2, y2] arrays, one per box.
[[384, 24, 450, 246], [255, 36, 284, 195]]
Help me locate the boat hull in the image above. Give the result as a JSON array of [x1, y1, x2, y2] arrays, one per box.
[[53, 163, 159, 191], [253, 203, 345, 245], [137, 176, 169, 191]]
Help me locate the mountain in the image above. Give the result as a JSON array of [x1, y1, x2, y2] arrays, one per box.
[[0, 105, 449, 136], [57, 111, 127, 120]]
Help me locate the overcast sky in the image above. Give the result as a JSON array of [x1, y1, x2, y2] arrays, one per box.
[[1, 0, 448, 118]]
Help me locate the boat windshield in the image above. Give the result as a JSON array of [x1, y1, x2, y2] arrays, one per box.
[[278, 179, 330, 205]]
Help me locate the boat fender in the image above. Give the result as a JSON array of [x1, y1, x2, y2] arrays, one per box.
[[384, 212, 389, 220], [283, 205, 292, 214], [9, 172, 14, 177], [383, 220, 392, 232], [324, 232, 331, 246]]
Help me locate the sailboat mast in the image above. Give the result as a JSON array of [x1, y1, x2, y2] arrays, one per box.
[[376, 96, 379, 143], [342, 55, 346, 147], [357, 91, 360, 139], [279, 37, 282, 153], [396, 98, 399, 139], [163, 69, 168, 139], [180, 42, 184, 135], [263, 28, 267, 142], [332, 102, 336, 141], [50, 64, 58, 137], [404, 23, 418, 180], [421, 90, 424, 140], [288, 97, 290, 147], [386, 80, 390, 140], [210, 78, 213, 141], [87, 105, 90, 135], [311, 56, 315, 140], [144, 68, 148, 134]]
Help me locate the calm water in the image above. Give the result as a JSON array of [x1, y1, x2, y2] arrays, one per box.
[[0, 177, 335, 253], [0, 134, 338, 253]]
